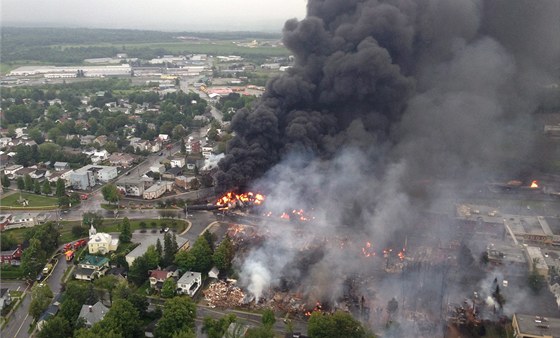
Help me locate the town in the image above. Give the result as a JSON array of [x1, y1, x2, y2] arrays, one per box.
[[1, 1, 560, 338]]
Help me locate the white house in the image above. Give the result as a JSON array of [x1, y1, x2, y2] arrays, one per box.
[[91, 150, 110, 164], [177, 271, 202, 296], [170, 156, 186, 168], [88, 225, 119, 254]]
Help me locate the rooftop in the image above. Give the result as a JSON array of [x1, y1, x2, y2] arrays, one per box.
[[80, 255, 109, 267], [514, 313, 560, 336], [178, 271, 201, 285]]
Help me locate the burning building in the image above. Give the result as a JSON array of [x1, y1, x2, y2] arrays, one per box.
[[212, 0, 559, 335]]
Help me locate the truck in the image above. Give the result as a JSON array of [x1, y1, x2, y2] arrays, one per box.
[[80, 193, 89, 200], [42, 263, 53, 275], [65, 250, 74, 261]]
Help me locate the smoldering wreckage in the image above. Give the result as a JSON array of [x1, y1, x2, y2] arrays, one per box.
[[199, 0, 559, 336]]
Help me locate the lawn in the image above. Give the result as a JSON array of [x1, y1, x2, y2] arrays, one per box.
[[3, 218, 189, 244], [0, 192, 58, 209], [54, 41, 290, 57]]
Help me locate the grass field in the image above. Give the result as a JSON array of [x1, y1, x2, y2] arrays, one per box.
[[54, 41, 290, 57], [3, 218, 189, 244], [0, 192, 58, 209]]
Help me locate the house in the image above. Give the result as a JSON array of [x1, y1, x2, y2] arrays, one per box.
[[177, 271, 202, 296], [108, 153, 135, 168], [37, 302, 60, 331], [94, 135, 108, 146], [512, 313, 560, 338], [170, 156, 186, 168], [150, 164, 165, 174], [13, 166, 36, 178], [78, 301, 109, 327], [91, 150, 110, 164], [75, 255, 110, 281], [88, 225, 119, 254], [116, 178, 147, 197], [0, 137, 12, 148], [157, 134, 170, 143], [162, 167, 182, 180], [149, 269, 174, 291], [148, 141, 161, 153], [54, 162, 69, 171], [0, 245, 23, 266], [208, 267, 220, 279], [0, 214, 12, 230], [4, 165, 23, 178], [106, 267, 128, 281], [174, 176, 190, 189], [202, 144, 215, 159], [29, 169, 47, 180], [186, 158, 198, 170], [48, 169, 74, 187], [0, 288, 12, 311], [80, 135, 96, 145], [143, 182, 173, 200]]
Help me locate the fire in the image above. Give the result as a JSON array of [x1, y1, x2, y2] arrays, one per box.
[[362, 241, 375, 258], [216, 191, 265, 209], [530, 180, 539, 188]]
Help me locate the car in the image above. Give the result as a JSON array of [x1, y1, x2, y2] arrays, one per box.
[[125, 172, 131, 176], [159, 152, 163, 156]]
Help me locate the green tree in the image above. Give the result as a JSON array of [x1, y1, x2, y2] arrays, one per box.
[[72, 225, 87, 238], [174, 250, 196, 272], [55, 179, 66, 197], [99, 299, 142, 338], [42, 180, 52, 195], [172, 330, 196, 338], [1, 175, 10, 188], [75, 327, 123, 338], [24, 174, 33, 191], [37, 316, 72, 338], [29, 283, 54, 321], [102, 183, 121, 205], [58, 298, 82, 332], [180, 139, 187, 154], [202, 314, 237, 338], [387, 298, 398, 325], [308, 311, 372, 338], [17, 176, 25, 190], [20, 238, 47, 281], [189, 236, 213, 273], [156, 238, 163, 258], [83, 211, 103, 228], [161, 278, 176, 298], [244, 326, 274, 338], [128, 256, 150, 286], [119, 217, 132, 243], [144, 245, 160, 269], [213, 236, 234, 273], [0, 232, 17, 251], [34, 179, 41, 194], [261, 309, 276, 328], [163, 232, 177, 267], [155, 297, 197, 338]]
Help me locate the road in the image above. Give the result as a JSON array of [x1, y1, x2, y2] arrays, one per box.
[[1, 252, 69, 338]]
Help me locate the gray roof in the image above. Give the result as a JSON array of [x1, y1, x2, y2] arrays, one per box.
[[515, 313, 560, 336], [78, 301, 109, 326], [177, 271, 201, 285], [75, 267, 96, 277]]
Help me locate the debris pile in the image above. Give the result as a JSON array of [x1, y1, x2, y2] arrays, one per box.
[[267, 292, 307, 316], [204, 281, 246, 308]]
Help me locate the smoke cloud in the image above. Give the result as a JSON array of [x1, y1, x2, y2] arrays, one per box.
[[216, 0, 560, 333]]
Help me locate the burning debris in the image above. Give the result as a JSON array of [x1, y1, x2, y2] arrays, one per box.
[[204, 280, 246, 308], [211, 0, 559, 335]]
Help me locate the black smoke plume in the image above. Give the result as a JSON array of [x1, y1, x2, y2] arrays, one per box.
[[215, 0, 559, 333]]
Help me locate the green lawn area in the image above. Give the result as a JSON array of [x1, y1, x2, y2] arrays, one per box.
[[3, 218, 189, 244], [0, 265, 23, 279], [55, 41, 290, 57], [0, 192, 58, 209]]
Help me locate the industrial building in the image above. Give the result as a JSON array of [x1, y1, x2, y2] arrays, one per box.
[[512, 313, 560, 338], [8, 64, 132, 78]]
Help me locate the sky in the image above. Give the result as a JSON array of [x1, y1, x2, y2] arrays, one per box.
[[1, 0, 308, 32]]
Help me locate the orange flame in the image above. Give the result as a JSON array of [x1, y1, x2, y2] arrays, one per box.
[[530, 180, 539, 188], [216, 191, 266, 209]]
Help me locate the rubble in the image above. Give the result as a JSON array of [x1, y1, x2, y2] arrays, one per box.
[[204, 281, 246, 308]]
